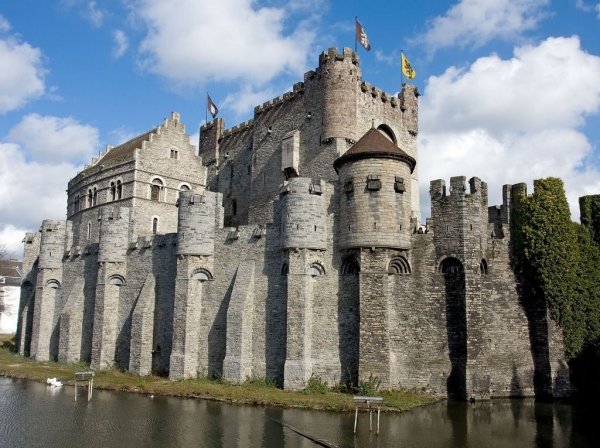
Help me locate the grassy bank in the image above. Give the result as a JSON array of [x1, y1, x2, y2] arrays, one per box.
[[0, 336, 438, 412]]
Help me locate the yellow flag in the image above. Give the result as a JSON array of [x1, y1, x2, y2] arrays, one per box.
[[401, 52, 416, 80]]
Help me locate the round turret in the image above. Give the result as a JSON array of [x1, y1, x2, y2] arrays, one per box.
[[334, 128, 416, 250], [38, 220, 67, 269], [176, 191, 216, 256], [280, 178, 327, 250], [319, 47, 361, 145], [98, 207, 130, 263]]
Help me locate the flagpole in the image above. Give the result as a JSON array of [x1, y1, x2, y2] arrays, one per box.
[[400, 50, 404, 87], [354, 16, 358, 53], [205, 92, 208, 124]]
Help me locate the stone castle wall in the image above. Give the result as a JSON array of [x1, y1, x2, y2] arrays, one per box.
[[15, 47, 572, 399]]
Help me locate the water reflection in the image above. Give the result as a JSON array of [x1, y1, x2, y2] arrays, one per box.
[[0, 378, 593, 448]]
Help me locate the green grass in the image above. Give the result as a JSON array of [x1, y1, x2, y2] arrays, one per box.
[[0, 345, 439, 412]]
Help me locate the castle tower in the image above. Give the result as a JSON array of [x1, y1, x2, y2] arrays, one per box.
[[399, 85, 420, 218], [430, 176, 490, 400], [170, 190, 221, 380], [30, 220, 67, 361], [279, 177, 328, 389], [199, 118, 224, 190], [318, 47, 361, 155], [333, 128, 416, 388], [90, 207, 131, 369]]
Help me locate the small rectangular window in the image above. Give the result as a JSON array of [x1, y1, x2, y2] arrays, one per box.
[[170, 149, 179, 159], [366, 175, 381, 191]]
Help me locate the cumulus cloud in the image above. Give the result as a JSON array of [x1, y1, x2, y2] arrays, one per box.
[[112, 29, 129, 58], [0, 34, 46, 114], [0, 114, 100, 253], [8, 113, 100, 163], [417, 0, 549, 52], [135, 0, 316, 86], [0, 143, 79, 237], [419, 36, 600, 221]]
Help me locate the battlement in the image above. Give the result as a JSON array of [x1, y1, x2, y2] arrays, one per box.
[[318, 47, 359, 67], [430, 176, 488, 200], [254, 88, 302, 115], [221, 119, 254, 138]]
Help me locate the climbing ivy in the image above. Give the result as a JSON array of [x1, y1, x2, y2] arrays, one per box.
[[579, 194, 600, 245], [512, 178, 600, 358]]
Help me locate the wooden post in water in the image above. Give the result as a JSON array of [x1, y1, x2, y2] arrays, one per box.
[[75, 371, 95, 402], [353, 396, 383, 435]]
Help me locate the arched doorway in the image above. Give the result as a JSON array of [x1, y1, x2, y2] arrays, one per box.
[[440, 257, 467, 400]]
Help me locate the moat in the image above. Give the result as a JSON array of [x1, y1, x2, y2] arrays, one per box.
[[0, 377, 594, 447]]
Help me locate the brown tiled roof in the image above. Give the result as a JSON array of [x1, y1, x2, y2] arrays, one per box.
[[0, 259, 23, 287], [334, 128, 416, 173]]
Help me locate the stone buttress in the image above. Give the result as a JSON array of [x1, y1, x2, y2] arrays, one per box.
[[29, 220, 69, 361], [90, 207, 130, 369], [280, 177, 328, 390], [169, 190, 221, 380]]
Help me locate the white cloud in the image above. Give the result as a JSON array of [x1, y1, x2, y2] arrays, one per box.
[[419, 36, 600, 221], [417, 0, 549, 52], [112, 29, 129, 58], [8, 113, 99, 163], [0, 14, 11, 33], [85, 1, 104, 27], [0, 224, 29, 258], [0, 143, 78, 238], [0, 36, 45, 114], [221, 85, 278, 118], [135, 0, 316, 86]]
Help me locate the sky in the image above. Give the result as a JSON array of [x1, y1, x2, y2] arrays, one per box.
[[0, 0, 599, 259]]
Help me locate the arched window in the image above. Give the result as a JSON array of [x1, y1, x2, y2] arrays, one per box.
[[341, 256, 360, 275], [108, 275, 125, 286], [191, 268, 213, 282], [377, 124, 397, 145], [179, 184, 190, 192], [151, 178, 163, 201], [308, 262, 325, 277], [440, 257, 464, 276], [74, 196, 80, 213], [116, 180, 122, 199], [388, 256, 411, 274], [479, 259, 488, 275], [110, 182, 116, 201], [87, 189, 93, 207], [152, 217, 159, 234], [46, 279, 61, 289], [92, 187, 98, 206]]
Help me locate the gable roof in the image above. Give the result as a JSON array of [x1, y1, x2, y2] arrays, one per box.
[[333, 128, 416, 173], [0, 259, 23, 287]]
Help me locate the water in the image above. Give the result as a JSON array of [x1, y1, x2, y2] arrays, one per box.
[[0, 377, 594, 447]]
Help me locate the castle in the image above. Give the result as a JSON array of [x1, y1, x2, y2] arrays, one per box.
[[15, 47, 571, 400]]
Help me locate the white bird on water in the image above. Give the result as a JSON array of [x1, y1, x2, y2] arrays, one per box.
[[46, 377, 63, 387]]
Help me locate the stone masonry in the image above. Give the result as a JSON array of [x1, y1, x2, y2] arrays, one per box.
[[16, 48, 575, 399]]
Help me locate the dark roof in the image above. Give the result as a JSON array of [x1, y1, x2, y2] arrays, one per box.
[[0, 259, 23, 287], [333, 128, 416, 173], [80, 130, 155, 176]]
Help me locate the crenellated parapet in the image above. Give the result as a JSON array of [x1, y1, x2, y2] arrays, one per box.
[[279, 178, 328, 251]]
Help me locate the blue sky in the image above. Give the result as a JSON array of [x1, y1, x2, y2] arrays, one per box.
[[1, 0, 599, 257]]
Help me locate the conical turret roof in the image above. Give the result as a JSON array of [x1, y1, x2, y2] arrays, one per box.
[[333, 127, 416, 173]]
